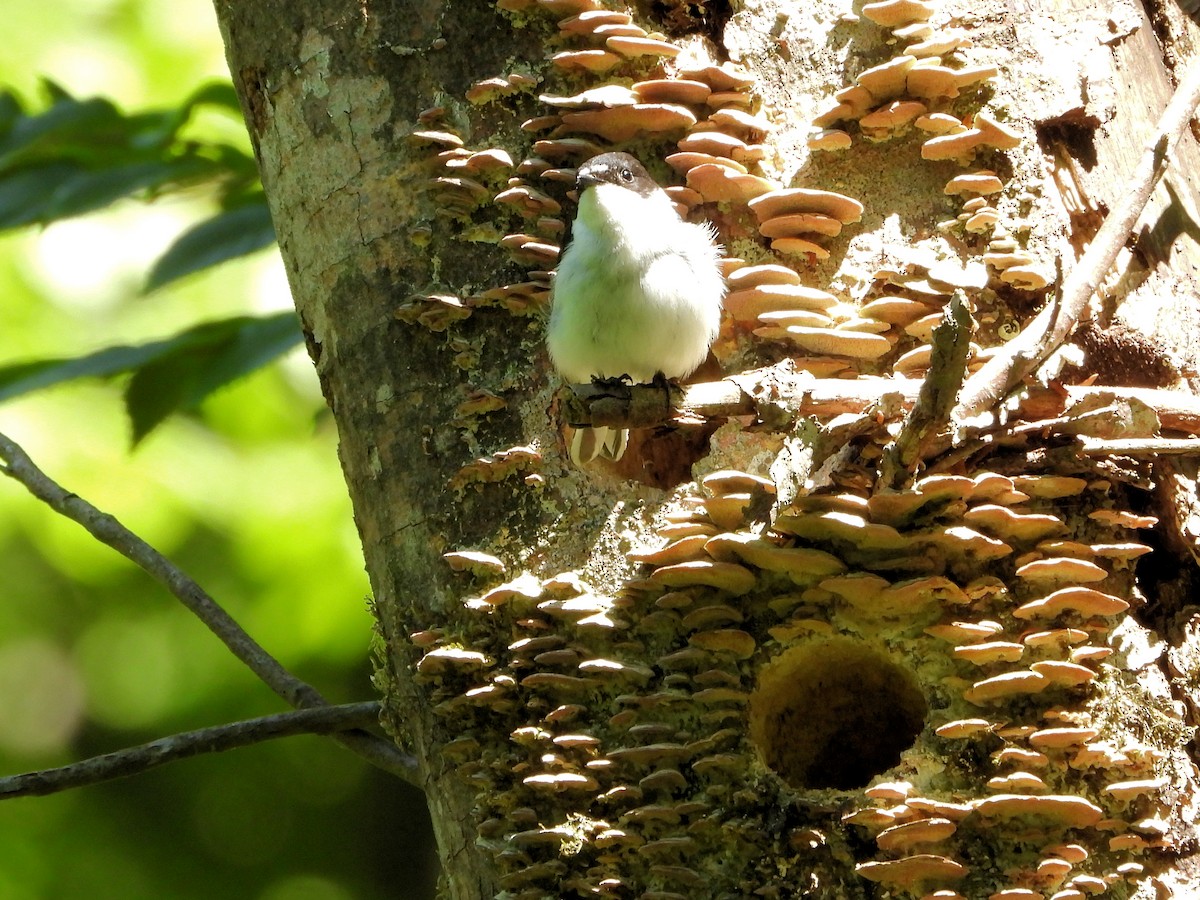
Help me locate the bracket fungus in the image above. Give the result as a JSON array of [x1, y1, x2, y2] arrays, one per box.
[[1015, 557, 1109, 583], [922, 112, 1021, 161], [723, 282, 839, 323], [413, 4, 1192, 896], [551, 49, 622, 72], [946, 171, 1005, 195], [560, 104, 697, 141], [935, 718, 994, 738], [633, 78, 711, 104], [748, 188, 865, 225], [973, 795, 1104, 828], [855, 855, 969, 888], [808, 127, 853, 152], [862, 0, 937, 27], [605, 35, 681, 58], [685, 164, 776, 202], [556, 8, 631, 34]]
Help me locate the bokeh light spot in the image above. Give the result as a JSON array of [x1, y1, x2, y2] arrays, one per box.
[[0, 637, 86, 755], [75, 615, 179, 728], [259, 875, 355, 900]]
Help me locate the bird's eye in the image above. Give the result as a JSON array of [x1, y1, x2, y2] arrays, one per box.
[[620, 168, 633, 182]]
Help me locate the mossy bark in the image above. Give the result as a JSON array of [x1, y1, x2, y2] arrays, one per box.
[[213, 0, 1200, 897]]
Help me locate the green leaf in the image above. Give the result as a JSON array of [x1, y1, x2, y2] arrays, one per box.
[[0, 95, 125, 170], [184, 82, 243, 116], [123, 347, 212, 443], [123, 312, 303, 443], [187, 310, 303, 401], [0, 91, 20, 138], [0, 163, 79, 228], [0, 81, 264, 233], [0, 313, 303, 441], [209, 144, 262, 185], [0, 337, 187, 403], [40, 78, 72, 104], [42, 159, 217, 221], [145, 200, 276, 292]]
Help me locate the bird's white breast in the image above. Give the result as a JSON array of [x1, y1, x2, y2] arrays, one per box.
[[548, 183, 724, 384]]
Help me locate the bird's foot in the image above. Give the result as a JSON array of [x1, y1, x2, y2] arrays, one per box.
[[591, 374, 634, 388]]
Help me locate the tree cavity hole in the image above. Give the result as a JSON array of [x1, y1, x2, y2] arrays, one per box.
[[749, 639, 927, 791]]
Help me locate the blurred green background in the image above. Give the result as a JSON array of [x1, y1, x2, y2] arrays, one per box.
[[0, 1, 437, 897]]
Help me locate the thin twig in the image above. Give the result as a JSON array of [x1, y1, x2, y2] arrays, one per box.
[[1022, 385, 1200, 434], [0, 702, 382, 799], [877, 292, 973, 490], [952, 58, 1200, 424], [562, 365, 1200, 436], [0, 432, 417, 784], [563, 365, 924, 429], [1076, 437, 1200, 456]]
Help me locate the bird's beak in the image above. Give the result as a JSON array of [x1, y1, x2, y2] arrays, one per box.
[[576, 172, 602, 191]]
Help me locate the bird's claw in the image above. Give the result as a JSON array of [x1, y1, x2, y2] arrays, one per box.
[[591, 374, 634, 389], [592, 374, 638, 393]]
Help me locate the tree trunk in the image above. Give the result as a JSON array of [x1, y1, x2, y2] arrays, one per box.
[[213, 0, 1200, 897]]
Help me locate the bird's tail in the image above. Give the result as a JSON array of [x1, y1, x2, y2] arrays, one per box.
[[569, 426, 628, 465]]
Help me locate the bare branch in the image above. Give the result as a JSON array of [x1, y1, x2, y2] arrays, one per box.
[[562, 365, 1200, 437], [0, 702, 382, 800], [0, 432, 417, 784], [1076, 437, 1200, 456], [878, 292, 973, 490], [561, 364, 922, 429], [952, 59, 1200, 423]]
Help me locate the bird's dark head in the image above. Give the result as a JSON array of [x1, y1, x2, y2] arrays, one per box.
[[576, 152, 659, 198]]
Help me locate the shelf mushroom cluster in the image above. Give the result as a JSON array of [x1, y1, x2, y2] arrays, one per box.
[[772, 471, 1175, 897], [940, 170, 1054, 292], [722, 261, 894, 374], [413, 448, 1179, 895], [808, 0, 1054, 296], [810, 0, 1000, 156], [509, 0, 871, 269], [404, 103, 563, 323], [408, 122, 498, 219], [547, 5, 682, 73], [535, 59, 765, 191], [944, 169, 1005, 234], [721, 253, 995, 378], [864, 256, 988, 377], [396, 3, 1185, 896]]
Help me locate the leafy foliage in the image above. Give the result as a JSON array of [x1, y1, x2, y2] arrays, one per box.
[[0, 312, 304, 443], [0, 81, 301, 441], [146, 200, 276, 292], [0, 12, 437, 900], [0, 80, 260, 238]]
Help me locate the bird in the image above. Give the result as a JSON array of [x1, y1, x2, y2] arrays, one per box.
[[547, 152, 726, 465]]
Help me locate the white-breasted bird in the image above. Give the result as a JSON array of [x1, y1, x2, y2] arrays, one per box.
[[547, 152, 725, 464]]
